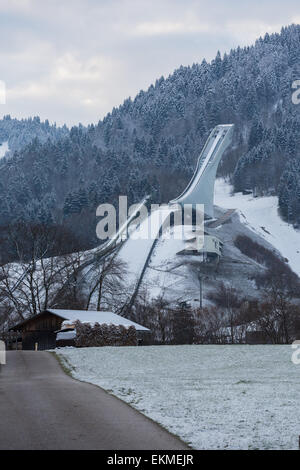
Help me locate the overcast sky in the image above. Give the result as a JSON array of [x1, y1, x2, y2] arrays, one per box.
[[0, 0, 299, 126]]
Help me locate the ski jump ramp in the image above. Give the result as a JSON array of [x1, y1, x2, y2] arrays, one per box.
[[170, 124, 234, 218], [117, 124, 234, 296]]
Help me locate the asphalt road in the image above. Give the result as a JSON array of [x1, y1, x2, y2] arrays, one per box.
[[0, 351, 189, 450]]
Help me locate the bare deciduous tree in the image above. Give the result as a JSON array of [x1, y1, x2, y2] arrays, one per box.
[[254, 275, 299, 344], [84, 253, 128, 312]]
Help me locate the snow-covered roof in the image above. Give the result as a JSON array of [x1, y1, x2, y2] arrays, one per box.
[[47, 309, 150, 331]]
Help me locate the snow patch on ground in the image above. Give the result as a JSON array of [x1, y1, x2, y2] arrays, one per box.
[[57, 345, 300, 450], [214, 179, 300, 276], [0, 141, 9, 159]]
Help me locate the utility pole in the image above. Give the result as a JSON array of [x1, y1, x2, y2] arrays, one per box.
[[198, 273, 203, 310]]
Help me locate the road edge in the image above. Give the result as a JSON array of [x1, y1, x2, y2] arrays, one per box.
[[50, 350, 192, 450]]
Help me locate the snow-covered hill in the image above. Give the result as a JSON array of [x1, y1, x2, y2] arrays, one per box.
[[4, 178, 298, 322], [112, 177, 300, 307], [214, 179, 300, 277]]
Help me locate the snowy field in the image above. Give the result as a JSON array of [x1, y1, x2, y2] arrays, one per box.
[[214, 178, 300, 276], [56, 345, 300, 450]]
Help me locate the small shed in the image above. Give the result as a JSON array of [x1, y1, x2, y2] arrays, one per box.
[[9, 309, 150, 350]]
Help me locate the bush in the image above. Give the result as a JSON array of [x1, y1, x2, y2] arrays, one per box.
[[234, 234, 299, 291]]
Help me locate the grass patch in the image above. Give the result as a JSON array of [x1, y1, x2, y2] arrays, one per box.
[[50, 351, 75, 378]]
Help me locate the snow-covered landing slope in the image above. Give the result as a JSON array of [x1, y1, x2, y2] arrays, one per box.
[[117, 206, 176, 288], [214, 179, 300, 277], [142, 226, 199, 302]]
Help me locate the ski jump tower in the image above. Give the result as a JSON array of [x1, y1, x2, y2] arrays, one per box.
[[170, 124, 234, 219]]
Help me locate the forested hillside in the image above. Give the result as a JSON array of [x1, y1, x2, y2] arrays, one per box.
[[0, 115, 69, 155], [0, 24, 300, 255]]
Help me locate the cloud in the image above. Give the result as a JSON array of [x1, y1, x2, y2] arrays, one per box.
[[133, 20, 212, 36], [6, 51, 124, 124], [0, 0, 298, 125], [0, 0, 33, 13], [225, 20, 285, 44]]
